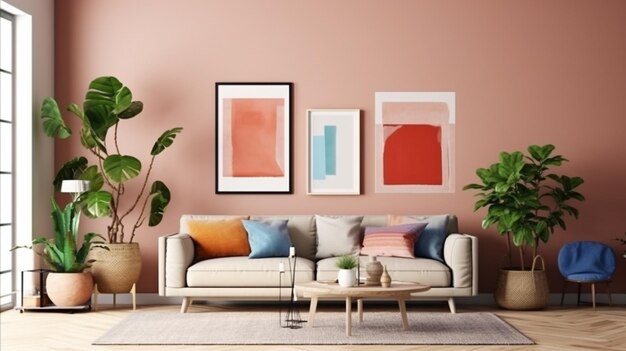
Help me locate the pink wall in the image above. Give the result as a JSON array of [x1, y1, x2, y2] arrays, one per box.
[[54, 0, 626, 294]]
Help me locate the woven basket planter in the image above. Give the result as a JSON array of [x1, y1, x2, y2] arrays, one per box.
[[88, 243, 142, 293], [494, 256, 550, 310]]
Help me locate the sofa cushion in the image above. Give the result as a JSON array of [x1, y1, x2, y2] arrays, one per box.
[[389, 214, 449, 262], [316, 256, 451, 287], [315, 215, 364, 259], [187, 256, 315, 287], [361, 223, 428, 258], [242, 219, 292, 258], [251, 215, 316, 260], [187, 217, 251, 260]]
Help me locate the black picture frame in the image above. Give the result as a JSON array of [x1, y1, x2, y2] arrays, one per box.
[[215, 82, 293, 194]]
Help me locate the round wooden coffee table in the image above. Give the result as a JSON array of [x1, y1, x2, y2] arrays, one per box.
[[296, 281, 430, 336]]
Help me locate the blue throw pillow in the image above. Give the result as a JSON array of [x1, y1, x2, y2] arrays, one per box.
[[415, 215, 449, 262], [242, 219, 293, 258]]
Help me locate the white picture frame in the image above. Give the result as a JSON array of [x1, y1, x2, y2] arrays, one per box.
[[306, 109, 360, 195]]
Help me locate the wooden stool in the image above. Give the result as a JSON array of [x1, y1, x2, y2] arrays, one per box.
[[92, 283, 137, 311]]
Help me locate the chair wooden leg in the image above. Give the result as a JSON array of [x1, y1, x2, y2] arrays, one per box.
[[607, 282, 612, 306], [577, 283, 582, 306], [560, 280, 568, 306], [591, 283, 596, 311]]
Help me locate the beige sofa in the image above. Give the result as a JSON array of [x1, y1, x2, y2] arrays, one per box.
[[158, 214, 478, 313]]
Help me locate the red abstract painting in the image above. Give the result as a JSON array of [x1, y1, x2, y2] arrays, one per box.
[[383, 124, 442, 185]]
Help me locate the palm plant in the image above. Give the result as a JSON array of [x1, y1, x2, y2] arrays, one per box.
[[40, 76, 182, 243], [12, 198, 108, 273], [463, 144, 585, 269]]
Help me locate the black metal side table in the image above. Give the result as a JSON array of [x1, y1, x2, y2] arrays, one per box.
[[17, 269, 91, 313]]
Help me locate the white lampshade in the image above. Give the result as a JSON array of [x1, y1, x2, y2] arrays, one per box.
[[60, 180, 91, 194]]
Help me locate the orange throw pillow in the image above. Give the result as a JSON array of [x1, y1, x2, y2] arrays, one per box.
[[187, 218, 251, 260]]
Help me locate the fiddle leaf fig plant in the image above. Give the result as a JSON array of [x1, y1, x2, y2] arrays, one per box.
[[41, 76, 183, 243], [463, 144, 585, 269]]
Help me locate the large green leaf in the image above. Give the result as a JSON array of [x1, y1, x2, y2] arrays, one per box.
[[84, 191, 112, 218], [84, 77, 132, 114], [41, 97, 71, 139], [79, 166, 104, 192], [68, 103, 105, 151], [52, 157, 89, 191], [103, 155, 142, 183], [50, 197, 66, 253], [84, 104, 118, 141], [83, 77, 133, 140], [151, 127, 183, 156], [498, 151, 524, 179], [63, 231, 77, 272], [118, 101, 143, 119], [148, 181, 171, 226], [528, 144, 555, 162]]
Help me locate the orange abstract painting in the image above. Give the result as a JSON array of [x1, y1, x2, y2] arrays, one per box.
[[224, 98, 284, 177]]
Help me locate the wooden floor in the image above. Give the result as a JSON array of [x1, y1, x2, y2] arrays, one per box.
[[1, 302, 625, 351]]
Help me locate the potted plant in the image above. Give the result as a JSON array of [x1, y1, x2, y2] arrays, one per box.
[[40, 76, 182, 295], [12, 198, 108, 307], [463, 144, 585, 310], [336, 255, 358, 287]]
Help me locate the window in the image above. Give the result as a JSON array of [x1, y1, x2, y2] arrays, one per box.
[[0, 9, 15, 310]]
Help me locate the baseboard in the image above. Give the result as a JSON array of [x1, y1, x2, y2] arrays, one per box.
[[92, 293, 626, 307]]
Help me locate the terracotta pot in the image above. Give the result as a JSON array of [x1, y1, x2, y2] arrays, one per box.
[[88, 243, 142, 293], [46, 272, 93, 307]]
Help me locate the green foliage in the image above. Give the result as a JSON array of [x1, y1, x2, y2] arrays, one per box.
[[11, 198, 108, 273], [40, 76, 183, 243], [41, 97, 71, 139], [336, 255, 358, 269], [151, 128, 183, 156], [52, 157, 88, 192], [463, 144, 585, 268], [103, 155, 142, 183], [148, 181, 171, 227]]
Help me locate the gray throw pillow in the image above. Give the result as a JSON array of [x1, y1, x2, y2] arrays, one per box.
[[315, 215, 364, 259]]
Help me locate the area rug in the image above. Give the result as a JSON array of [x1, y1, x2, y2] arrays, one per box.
[[93, 311, 534, 345]]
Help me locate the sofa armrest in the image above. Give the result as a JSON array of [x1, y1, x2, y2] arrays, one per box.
[[443, 234, 478, 295], [158, 233, 195, 295]]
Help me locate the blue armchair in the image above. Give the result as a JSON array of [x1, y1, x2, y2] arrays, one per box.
[[558, 241, 616, 310]]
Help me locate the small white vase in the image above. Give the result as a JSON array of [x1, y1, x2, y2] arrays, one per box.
[[337, 269, 356, 287]]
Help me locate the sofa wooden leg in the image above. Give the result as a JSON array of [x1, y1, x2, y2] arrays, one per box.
[[181, 297, 193, 313], [447, 297, 456, 314]]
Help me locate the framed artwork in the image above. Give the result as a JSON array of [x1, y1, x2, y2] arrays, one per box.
[[306, 109, 360, 195], [374, 92, 455, 193], [215, 82, 293, 194]]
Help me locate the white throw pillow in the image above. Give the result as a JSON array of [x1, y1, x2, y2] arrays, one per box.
[[315, 215, 364, 259]]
